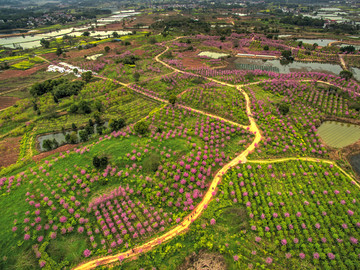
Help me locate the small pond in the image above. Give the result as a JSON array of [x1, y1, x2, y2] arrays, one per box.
[[297, 39, 337, 47], [351, 67, 360, 81], [340, 44, 360, 50], [317, 121, 360, 148], [349, 154, 360, 176], [234, 58, 343, 75], [38, 122, 108, 152]]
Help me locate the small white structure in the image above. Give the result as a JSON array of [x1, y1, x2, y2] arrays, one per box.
[[47, 62, 97, 77]]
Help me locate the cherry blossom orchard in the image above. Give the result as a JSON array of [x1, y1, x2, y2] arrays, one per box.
[[0, 24, 360, 270]]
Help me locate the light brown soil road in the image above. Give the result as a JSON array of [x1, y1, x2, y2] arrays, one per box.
[[73, 37, 358, 270], [73, 38, 262, 270], [248, 157, 359, 189], [339, 54, 347, 70]]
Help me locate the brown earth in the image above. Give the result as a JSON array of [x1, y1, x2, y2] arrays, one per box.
[[133, 49, 145, 56], [32, 143, 80, 162], [125, 13, 158, 28], [178, 250, 227, 270], [92, 11, 178, 32], [43, 43, 119, 61], [0, 96, 20, 110], [322, 115, 360, 126], [0, 137, 21, 168], [119, 11, 177, 30], [95, 23, 125, 32], [0, 64, 48, 80], [179, 50, 208, 70], [44, 42, 141, 62]]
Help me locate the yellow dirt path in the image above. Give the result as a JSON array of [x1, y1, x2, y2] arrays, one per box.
[[248, 157, 359, 189], [339, 54, 347, 70], [73, 38, 261, 270], [35, 54, 51, 63], [73, 37, 358, 270]]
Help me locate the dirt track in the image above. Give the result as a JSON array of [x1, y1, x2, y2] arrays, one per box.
[[68, 37, 360, 270], [0, 137, 21, 168], [72, 37, 262, 270]]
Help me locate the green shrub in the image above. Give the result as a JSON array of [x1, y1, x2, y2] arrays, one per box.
[[143, 153, 161, 172], [278, 102, 290, 115], [69, 104, 78, 113], [109, 118, 126, 131], [134, 121, 149, 135], [79, 130, 89, 142], [93, 156, 108, 170]]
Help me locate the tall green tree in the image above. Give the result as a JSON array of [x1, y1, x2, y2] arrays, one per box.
[[40, 38, 50, 48], [81, 71, 93, 83]]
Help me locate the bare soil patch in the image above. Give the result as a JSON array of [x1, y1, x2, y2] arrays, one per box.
[[94, 22, 125, 31], [180, 50, 207, 70], [0, 137, 21, 168], [133, 49, 145, 56], [45, 42, 141, 62], [32, 143, 80, 162], [323, 115, 360, 126], [119, 11, 176, 30], [178, 250, 227, 270], [0, 96, 20, 110], [0, 64, 47, 80]]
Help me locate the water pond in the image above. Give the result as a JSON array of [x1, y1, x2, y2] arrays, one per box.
[[38, 122, 108, 152], [317, 121, 360, 148], [351, 67, 360, 81], [349, 154, 360, 176], [234, 58, 343, 75], [340, 44, 360, 50], [297, 39, 337, 47]]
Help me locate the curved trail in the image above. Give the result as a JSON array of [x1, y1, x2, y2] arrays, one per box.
[[339, 54, 347, 70], [247, 157, 359, 189], [73, 37, 358, 270], [74, 38, 261, 270]]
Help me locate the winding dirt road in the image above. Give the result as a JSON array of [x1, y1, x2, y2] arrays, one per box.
[[248, 157, 359, 189], [73, 37, 358, 270], [73, 38, 262, 270]]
